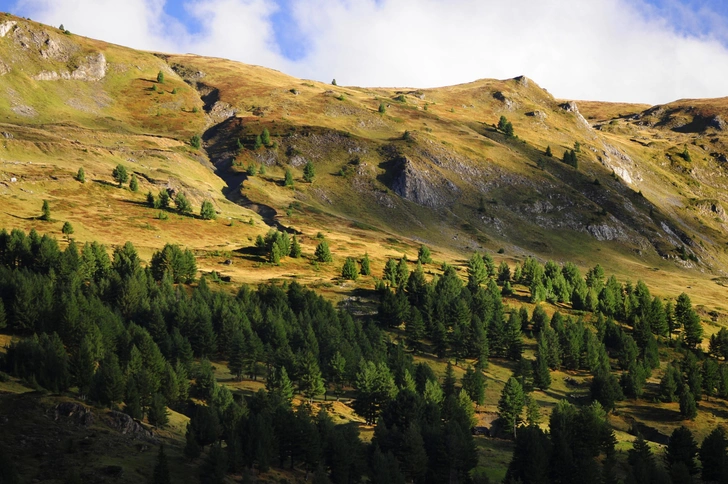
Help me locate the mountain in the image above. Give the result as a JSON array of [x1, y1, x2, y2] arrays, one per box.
[[0, 13, 726, 309]]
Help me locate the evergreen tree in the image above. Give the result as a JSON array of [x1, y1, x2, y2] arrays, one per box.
[[666, 426, 699, 476], [157, 70, 165, 83], [303, 160, 316, 183], [200, 200, 216, 220], [417, 245, 432, 264], [152, 445, 171, 484], [112, 164, 129, 187], [290, 236, 302, 258], [467, 253, 488, 290], [76, 167, 85, 183], [341, 257, 358, 280], [533, 338, 551, 390], [404, 307, 425, 353], [41, 200, 51, 221], [360, 252, 371, 275], [147, 393, 169, 427], [200, 443, 227, 484], [699, 427, 728, 483], [628, 434, 656, 484], [299, 355, 325, 402], [443, 362, 457, 398], [253, 134, 262, 150], [498, 377, 525, 436], [129, 174, 139, 192], [284, 169, 294, 187], [184, 422, 201, 458], [526, 395, 541, 426], [545, 145, 552, 157], [261, 128, 271, 146], [680, 388, 698, 420], [62, 221, 74, 238], [175, 193, 192, 214], [461, 366, 486, 406], [314, 240, 332, 262], [91, 354, 125, 408], [267, 366, 294, 403]]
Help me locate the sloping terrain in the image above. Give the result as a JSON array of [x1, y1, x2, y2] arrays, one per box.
[[0, 12, 725, 301]]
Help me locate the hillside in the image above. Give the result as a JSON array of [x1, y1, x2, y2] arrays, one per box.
[[1, 12, 728, 484]]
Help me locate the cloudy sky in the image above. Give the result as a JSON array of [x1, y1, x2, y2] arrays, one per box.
[[2, 0, 728, 104]]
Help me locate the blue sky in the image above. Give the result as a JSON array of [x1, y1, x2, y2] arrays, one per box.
[[2, 0, 728, 103]]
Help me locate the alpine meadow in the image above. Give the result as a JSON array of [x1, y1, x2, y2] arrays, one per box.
[[3, 10, 728, 484]]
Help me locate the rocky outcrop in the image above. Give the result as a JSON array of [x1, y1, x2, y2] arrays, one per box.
[[391, 155, 455, 208], [0, 20, 16, 37], [104, 411, 158, 443], [32, 52, 106, 82], [53, 402, 95, 426]]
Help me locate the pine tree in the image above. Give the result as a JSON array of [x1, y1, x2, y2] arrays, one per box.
[[152, 444, 171, 484], [62, 221, 74, 238], [303, 160, 316, 182], [184, 422, 201, 458], [360, 252, 370, 275], [267, 366, 294, 403], [341, 257, 358, 280], [545, 145, 552, 157], [290, 236, 302, 258], [666, 426, 699, 476], [76, 167, 86, 183], [200, 443, 227, 484], [157, 71, 165, 83], [175, 193, 192, 214], [261, 128, 271, 146], [314, 240, 332, 262], [532, 338, 551, 390], [461, 366, 486, 406], [200, 200, 216, 220], [284, 169, 294, 187], [147, 393, 169, 427], [526, 395, 541, 426], [112, 164, 128, 187], [443, 362, 457, 398], [91, 354, 125, 408], [299, 355, 325, 402], [467, 253, 488, 290], [404, 307, 425, 352], [378, 102, 386, 114], [498, 377, 525, 436], [129, 174, 138, 192], [0, 299, 7, 330], [41, 200, 51, 221], [417, 245, 432, 264], [699, 427, 727, 482], [680, 388, 698, 420]]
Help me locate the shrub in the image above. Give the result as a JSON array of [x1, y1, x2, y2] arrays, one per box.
[[190, 135, 202, 150], [157, 71, 165, 83], [76, 167, 85, 183], [378, 103, 386, 113]]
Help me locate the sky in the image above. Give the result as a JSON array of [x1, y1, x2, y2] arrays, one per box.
[[2, 0, 728, 104]]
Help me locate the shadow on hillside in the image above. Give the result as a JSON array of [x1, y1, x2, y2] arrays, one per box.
[[92, 179, 121, 188]]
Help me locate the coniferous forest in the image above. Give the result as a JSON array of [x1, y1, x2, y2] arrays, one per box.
[[1, 228, 727, 484]]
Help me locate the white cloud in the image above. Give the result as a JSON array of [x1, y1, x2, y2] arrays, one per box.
[[11, 0, 728, 104]]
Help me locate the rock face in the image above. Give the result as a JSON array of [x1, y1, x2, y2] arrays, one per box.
[[391, 155, 451, 208], [0, 20, 16, 37], [103, 411, 158, 443], [32, 52, 106, 82], [53, 402, 95, 426]]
